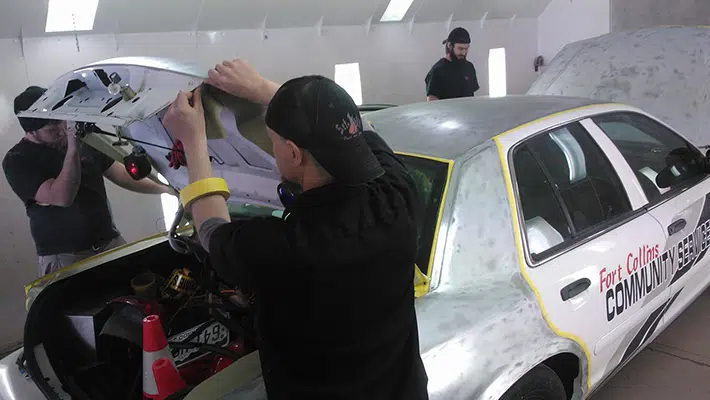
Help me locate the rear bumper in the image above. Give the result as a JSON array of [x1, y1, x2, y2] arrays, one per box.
[[0, 348, 44, 400]]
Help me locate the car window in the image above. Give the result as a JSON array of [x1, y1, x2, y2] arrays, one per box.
[[398, 154, 450, 276], [592, 112, 705, 203], [513, 122, 632, 261], [228, 155, 449, 277], [228, 203, 283, 218]]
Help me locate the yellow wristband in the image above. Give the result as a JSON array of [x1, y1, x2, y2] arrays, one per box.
[[179, 177, 231, 209]]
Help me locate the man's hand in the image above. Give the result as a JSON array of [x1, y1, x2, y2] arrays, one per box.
[[163, 87, 206, 148], [207, 59, 280, 106], [207, 60, 262, 101]]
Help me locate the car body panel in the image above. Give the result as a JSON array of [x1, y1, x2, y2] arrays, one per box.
[[362, 95, 607, 161], [17, 57, 283, 208], [0, 349, 45, 400], [24, 232, 176, 310], [527, 26, 710, 146]]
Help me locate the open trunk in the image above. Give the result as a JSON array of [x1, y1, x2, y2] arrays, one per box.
[[23, 233, 262, 400]]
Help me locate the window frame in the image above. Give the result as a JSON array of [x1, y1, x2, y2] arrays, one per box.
[[509, 120, 647, 267], [394, 151, 454, 295], [590, 111, 710, 209]]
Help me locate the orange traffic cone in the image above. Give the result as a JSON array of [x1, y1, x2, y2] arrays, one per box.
[[153, 357, 188, 399], [142, 314, 176, 399]]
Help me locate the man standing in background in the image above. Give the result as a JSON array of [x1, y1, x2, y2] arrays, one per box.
[[425, 27, 480, 101], [2, 86, 175, 277]]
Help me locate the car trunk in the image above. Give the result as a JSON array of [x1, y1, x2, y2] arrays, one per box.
[[23, 235, 261, 400], [17, 57, 283, 208]]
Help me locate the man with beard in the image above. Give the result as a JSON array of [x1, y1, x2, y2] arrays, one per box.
[[425, 27, 480, 101], [2, 86, 175, 276]]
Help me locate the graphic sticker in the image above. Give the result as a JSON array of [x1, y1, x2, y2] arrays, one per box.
[[601, 217, 710, 323]]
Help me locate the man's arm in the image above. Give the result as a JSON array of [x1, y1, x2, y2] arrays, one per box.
[[164, 61, 281, 251], [103, 161, 174, 195], [34, 137, 81, 207], [471, 64, 480, 93]]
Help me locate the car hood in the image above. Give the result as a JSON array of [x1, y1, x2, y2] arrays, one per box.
[[17, 56, 283, 208]]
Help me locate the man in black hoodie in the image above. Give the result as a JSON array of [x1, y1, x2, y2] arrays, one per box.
[[161, 59, 429, 399]]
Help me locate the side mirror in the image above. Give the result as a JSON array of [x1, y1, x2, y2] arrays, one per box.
[[656, 147, 704, 189]]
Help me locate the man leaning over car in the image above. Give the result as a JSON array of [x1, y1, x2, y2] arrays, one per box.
[[2, 86, 176, 277], [161, 60, 429, 399]]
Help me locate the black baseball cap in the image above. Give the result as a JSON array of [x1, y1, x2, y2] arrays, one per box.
[[264, 75, 384, 186], [14, 86, 52, 132], [443, 27, 471, 45]]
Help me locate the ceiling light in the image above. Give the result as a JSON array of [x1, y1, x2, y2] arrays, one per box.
[[380, 0, 415, 22], [45, 0, 100, 33]]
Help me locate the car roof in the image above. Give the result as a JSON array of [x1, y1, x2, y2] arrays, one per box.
[[366, 95, 608, 160]]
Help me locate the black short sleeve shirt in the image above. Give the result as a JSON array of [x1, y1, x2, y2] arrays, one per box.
[[209, 131, 429, 400], [2, 139, 118, 255], [425, 58, 480, 99]]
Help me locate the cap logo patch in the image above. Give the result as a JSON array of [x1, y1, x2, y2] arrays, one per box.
[[335, 113, 362, 140]]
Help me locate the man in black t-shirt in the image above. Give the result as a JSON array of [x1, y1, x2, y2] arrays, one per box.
[[425, 27, 480, 101], [3, 86, 175, 276], [161, 60, 429, 399]]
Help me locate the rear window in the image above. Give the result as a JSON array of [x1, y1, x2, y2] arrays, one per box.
[[398, 154, 451, 276], [227, 155, 451, 277]]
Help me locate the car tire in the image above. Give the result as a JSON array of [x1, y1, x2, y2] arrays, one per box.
[[499, 364, 567, 400]]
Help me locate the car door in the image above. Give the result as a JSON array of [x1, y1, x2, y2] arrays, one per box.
[[508, 120, 669, 389], [590, 111, 710, 330]]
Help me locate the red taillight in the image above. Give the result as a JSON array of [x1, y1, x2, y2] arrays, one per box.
[[123, 146, 151, 180]]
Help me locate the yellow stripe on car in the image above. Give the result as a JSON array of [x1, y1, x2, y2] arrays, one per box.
[[396, 151, 454, 297], [492, 105, 610, 396]]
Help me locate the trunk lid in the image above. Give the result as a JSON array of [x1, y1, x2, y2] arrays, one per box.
[[17, 57, 283, 207]]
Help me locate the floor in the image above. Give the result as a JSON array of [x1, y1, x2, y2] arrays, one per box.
[[591, 288, 710, 399]]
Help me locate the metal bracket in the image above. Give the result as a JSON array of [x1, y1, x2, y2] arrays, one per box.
[[510, 13, 517, 27], [316, 16, 324, 36], [364, 16, 372, 36], [195, 0, 205, 47], [480, 12, 488, 29], [19, 27, 25, 58], [445, 13, 454, 33], [114, 20, 120, 51], [260, 16, 268, 40], [169, 204, 193, 255], [112, 127, 131, 147]]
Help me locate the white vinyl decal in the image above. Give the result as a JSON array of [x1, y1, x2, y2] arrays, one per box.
[[603, 218, 710, 322]]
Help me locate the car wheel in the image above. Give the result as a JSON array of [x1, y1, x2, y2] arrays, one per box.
[[499, 364, 567, 400]]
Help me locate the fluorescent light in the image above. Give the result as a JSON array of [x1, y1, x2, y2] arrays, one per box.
[[488, 48, 507, 98], [380, 0, 415, 22], [45, 0, 100, 33], [334, 63, 363, 106]]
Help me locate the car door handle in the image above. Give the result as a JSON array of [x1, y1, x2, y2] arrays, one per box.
[[560, 278, 591, 301], [668, 218, 686, 236]]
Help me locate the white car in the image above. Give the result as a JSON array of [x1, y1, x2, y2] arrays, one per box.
[[1, 58, 710, 400]]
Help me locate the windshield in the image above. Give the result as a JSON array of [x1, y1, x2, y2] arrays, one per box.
[[227, 154, 451, 277]]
